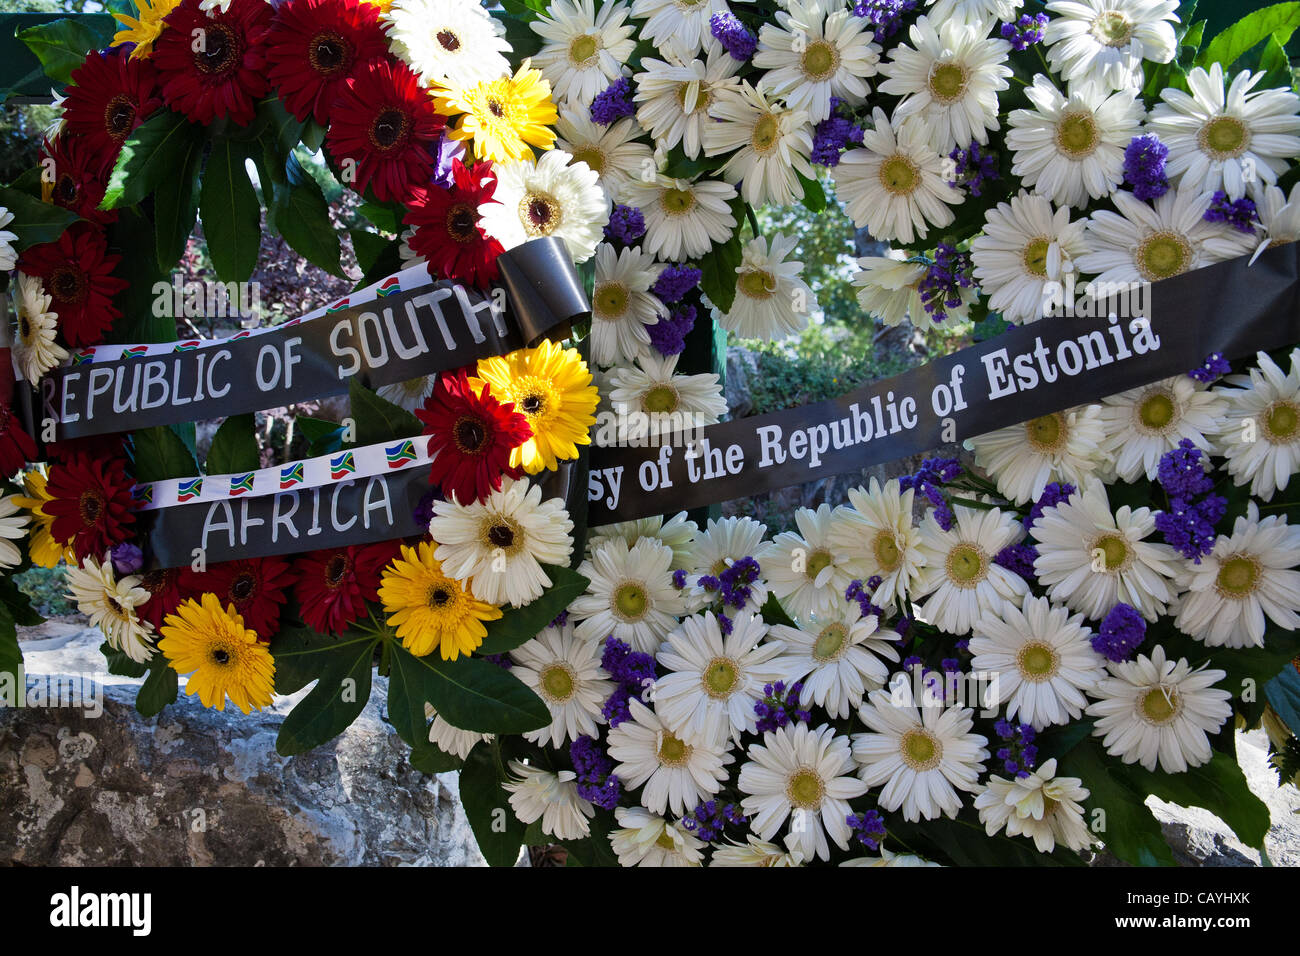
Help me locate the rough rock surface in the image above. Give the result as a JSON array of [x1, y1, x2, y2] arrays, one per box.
[[0, 626, 484, 866]]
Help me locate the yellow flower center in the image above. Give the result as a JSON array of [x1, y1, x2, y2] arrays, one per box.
[[750, 112, 782, 153], [1264, 400, 1300, 442], [540, 663, 576, 702], [805, 549, 833, 581], [703, 657, 739, 697], [946, 543, 987, 588], [1090, 11, 1133, 46], [813, 622, 848, 661], [593, 281, 629, 320], [900, 728, 943, 770], [1138, 389, 1176, 431], [1092, 533, 1130, 572], [928, 61, 969, 104], [643, 384, 679, 414], [1055, 110, 1100, 158], [675, 83, 712, 114], [1198, 115, 1249, 160], [1025, 412, 1065, 451], [1022, 237, 1052, 277], [614, 582, 648, 619], [658, 731, 692, 766], [873, 529, 901, 572], [786, 768, 825, 809], [1017, 641, 1060, 681], [569, 145, 605, 175], [518, 192, 562, 237], [661, 187, 697, 216], [1136, 231, 1191, 281], [655, 830, 678, 850], [801, 40, 839, 81], [1215, 554, 1260, 598], [737, 268, 776, 300], [568, 32, 600, 66], [1140, 686, 1181, 724], [878, 154, 919, 195]]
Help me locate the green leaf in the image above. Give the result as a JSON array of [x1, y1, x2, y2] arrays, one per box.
[[389, 643, 550, 735], [276, 634, 376, 755], [0, 187, 77, 251], [1257, 33, 1294, 90], [357, 200, 404, 234], [17, 17, 115, 87], [1196, 2, 1300, 69], [461, 742, 528, 866], [1058, 737, 1175, 866], [136, 657, 178, 718], [797, 172, 826, 213], [0, 603, 20, 683], [295, 415, 346, 456], [476, 565, 590, 655], [102, 206, 171, 345], [153, 127, 203, 273], [561, 811, 619, 866], [99, 641, 149, 679], [301, 118, 327, 153], [409, 741, 464, 774], [271, 152, 343, 277], [886, 815, 1085, 866], [759, 593, 798, 630], [0, 577, 42, 628], [200, 139, 262, 283], [349, 229, 404, 289], [205, 413, 260, 475], [130, 425, 200, 483], [696, 201, 745, 314], [270, 623, 377, 692], [102, 110, 201, 211], [348, 377, 422, 445]]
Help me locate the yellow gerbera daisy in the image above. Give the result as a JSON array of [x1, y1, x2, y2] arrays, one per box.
[[377, 541, 502, 660], [12, 467, 74, 569], [158, 593, 276, 714], [432, 59, 558, 163], [359, 0, 395, 14], [111, 0, 182, 61], [472, 339, 600, 474]]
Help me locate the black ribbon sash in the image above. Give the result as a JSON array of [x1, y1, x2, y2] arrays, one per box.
[[586, 244, 1300, 525]]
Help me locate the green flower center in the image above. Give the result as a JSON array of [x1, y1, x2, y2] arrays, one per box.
[[900, 728, 943, 770], [614, 582, 648, 619], [658, 732, 691, 766], [878, 154, 919, 195], [737, 268, 776, 300], [806, 549, 833, 580], [540, 664, 575, 702], [1023, 237, 1051, 277], [703, 657, 739, 698], [1140, 686, 1180, 724], [1093, 534, 1129, 572], [873, 529, 901, 572], [594, 281, 628, 320], [1090, 11, 1133, 46], [813, 622, 848, 661], [801, 40, 839, 81], [654, 830, 678, 850], [1216, 554, 1260, 597], [1137, 231, 1191, 281], [786, 768, 825, 809], [1264, 401, 1299, 442], [946, 543, 987, 588], [1017, 641, 1059, 681], [750, 112, 781, 152], [643, 384, 678, 414], [675, 83, 712, 114], [1025, 412, 1064, 451], [1138, 390, 1176, 430], [928, 61, 968, 104], [568, 33, 599, 66], [569, 145, 605, 175], [661, 187, 696, 216], [1198, 115, 1249, 160], [1055, 110, 1100, 158]]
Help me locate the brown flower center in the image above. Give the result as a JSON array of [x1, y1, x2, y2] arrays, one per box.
[[78, 490, 104, 525], [445, 202, 478, 242], [453, 414, 488, 454], [437, 29, 461, 51], [369, 108, 410, 152], [309, 31, 350, 76], [230, 573, 256, 603], [49, 266, 87, 305], [195, 24, 239, 76], [324, 552, 351, 588], [104, 94, 136, 139]]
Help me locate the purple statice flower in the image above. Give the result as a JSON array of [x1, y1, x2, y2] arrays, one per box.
[[717, 556, 762, 610], [1155, 493, 1227, 562], [903, 654, 923, 670], [590, 77, 635, 125], [947, 141, 1000, 197], [412, 486, 443, 527], [940, 657, 962, 674], [1024, 481, 1077, 531], [994, 542, 1038, 582], [954, 638, 970, 653], [894, 615, 913, 642], [845, 579, 886, 619], [916, 243, 975, 322], [111, 542, 144, 575], [754, 680, 810, 733], [570, 736, 622, 810], [672, 569, 688, 588], [994, 720, 1037, 778], [483, 653, 513, 669], [548, 610, 569, 629], [682, 799, 749, 841], [1123, 135, 1170, 201], [901, 457, 962, 531], [1188, 351, 1231, 384], [710, 11, 757, 60], [1156, 439, 1215, 500], [1091, 603, 1146, 663], [1204, 189, 1259, 233], [652, 265, 703, 303], [811, 107, 864, 167], [647, 303, 696, 356], [847, 810, 886, 850], [600, 637, 658, 727], [604, 204, 646, 245], [999, 12, 1049, 50], [717, 611, 734, 635], [852, 0, 917, 41]]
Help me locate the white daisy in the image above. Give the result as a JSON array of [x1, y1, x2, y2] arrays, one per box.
[[511, 623, 615, 747], [530, 0, 636, 105], [66, 553, 155, 664], [690, 515, 769, 577], [571, 537, 688, 652], [1006, 75, 1144, 210], [1174, 502, 1300, 649], [717, 232, 816, 342], [1085, 644, 1232, 773], [606, 698, 734, 815], [970, 190, 1091, 324], [702, 81, 815, 208], [384, 0, 512, 87], [851, 254, 974, 330], [1247, 182, 1300, 264], [1043, 0, 1179, 93], [913, 503, 1031, 636], [833, 107, 964, 245], [502, 760, 594, 840], [609, 806, 706, 866], [769, 597, 900, 719], [424, 703, 490, 759], [926, 0, 1022, 29], [628, 0, 737, 59], [737, 722, 867, 862], [1097, 375, 1228, 482], [0, 208, 18, 272], [589, 243, 665, 367], [429, 477, 574, 608], [840, 847, 942, 866], [974, 758, 1097, 853], [556, 109, 654, 200], [633, 46, 742, 160], [586, 511, 698, 570], [604, 352, 728, 443], [377, 375, 434, 411], [1147, 62, 1300, 200], [0, 495, 28, 570], [826, 478, 926, 609], [969, 594, 1106, 729], [620, 174, 738, 261], [1214, 347, 1300, 502], [752, 0, 881, 123], [11, 272, 67, 383], [968, 404, 1107, 505], [709, 834, 805, 866], [1030, 479, 1181, 621], [761, 504, 854, 623], [480, 149, 610, 263], [878, 15, 1012, 154], [852, 682, 989, 822]]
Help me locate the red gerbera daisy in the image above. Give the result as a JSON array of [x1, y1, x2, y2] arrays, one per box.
[[18, 223, 127, 348], [0, 403, 38, 478], [417, 370, 530, 505], [138, 567, 183, 629], [42, 135, 115, 225], [44, 454, 136, 561], [61, 48, 163, 159], [326, 58, 445, 203], [181, 556, 295, 640], [293, 540, 400, 634], [152, 0, 273, 127], [404, 159, 505, 289], [265, 0, 389, 125]]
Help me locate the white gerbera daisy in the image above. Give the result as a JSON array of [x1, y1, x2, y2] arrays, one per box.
[[1174, 502, 1300, 649], [702, 82, 816, 209], [586, 511, 698, 570], [589, 243, 665, 367], [1147, 62, 1300, 200], [556, 109, 654, 200], [716, 232, 816, 342], [769, 598, 900, 720], [502, 760, 594, 840], [620, 174, 738, 261], [633, 46, 742, 159], [610, 806, 706, 866], [710, 834, 804, 866], [826, 478, 925, 608], [968, 405, 1107, 505], [0, 495, 28, 570], [970, 191, 1091, 324], [571, 537, 688, 652], [511, 622, 615, 746], [690, 515, 769, 577], [605, 352, 728, 442], [840, 847, 942, 866], [607, 698, 734, 815], [850, 255, 975, 330], [384, 0, 512, 87], [752, 0, 881, 123], [424, 703, 490, 759], [480, 150, 610, 263], [1006, 75, 1144, 210], [761, 504, 854, 623], [1030, 479, 1181, 621], [878, 15, 1012, 154], [377, 374, 434, 411], [11, 272, 67, 383], [969, 595, 1106, 729], [655, 609, 797, 745], [1097, 375, 1227, 482], [738, 722, 867, 862], [974, 758, 1096, 853], [0, 208, 17, 272], [628, 0, 736, 58], [1247, 182, 1300, 264], [834, 107, 964, 245], [66, 553, 155, 664], [530, 0, 636, 105], [913, 503, 1030, 636], [1076, 185, 1255, 285], [1085, 644, 1232, 773], [1214, 347, 1300, 502], [926, 0, 1022, 28], [429, 477, 573, 608], [852, 682, 989, 822], [1043, 0, 1179, 93]]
